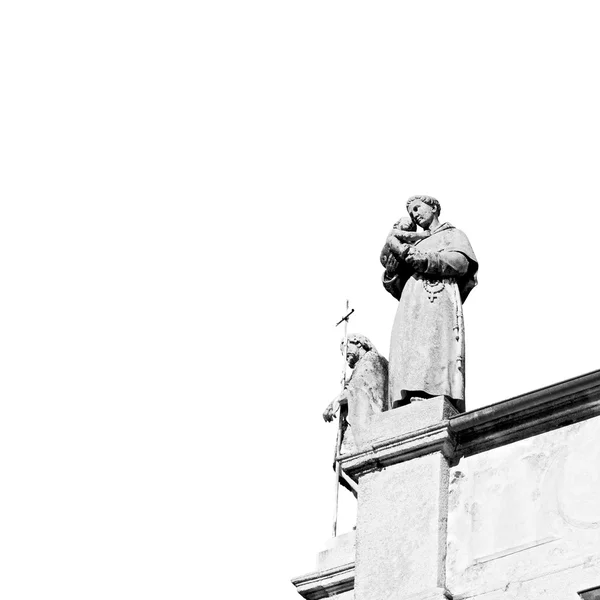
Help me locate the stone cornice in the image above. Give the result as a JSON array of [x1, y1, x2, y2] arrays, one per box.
[[291, 562, 354, 599], [335, 370, 600, 478], [339, 420, 456, 479], [450, 369, 600, 457]]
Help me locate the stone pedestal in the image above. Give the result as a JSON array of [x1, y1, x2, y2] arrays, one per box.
[[341, 397, 456, 600], [292, 397, 457, 600], [355, 453, 451, 600]]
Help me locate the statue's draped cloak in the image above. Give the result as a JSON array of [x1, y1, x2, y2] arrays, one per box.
[[341, 349, 388, 453], [385, 223, 478, 411]]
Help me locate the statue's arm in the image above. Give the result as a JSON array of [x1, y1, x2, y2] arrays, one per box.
[[381, 228, 416, 266], [381, 250, 413, 300], [323, 391, 349, 422], [381, 230, 417, 300], [386, 236, 411, 261], [380, 241, 391, 268], [391, 230, 431, 244], [382, 271, 401, 300], [406, 249, 469, 277]]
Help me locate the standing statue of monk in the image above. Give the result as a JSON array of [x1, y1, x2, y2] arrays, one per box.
[[381, 195, 478, 412]]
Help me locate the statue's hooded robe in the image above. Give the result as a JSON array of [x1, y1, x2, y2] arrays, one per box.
[[383, 223, 478, 412]]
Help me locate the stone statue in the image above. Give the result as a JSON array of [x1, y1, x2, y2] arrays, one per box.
[[380, 216, 431, 266], [323, 334, 388, 452], [381, 195, 478, 412]]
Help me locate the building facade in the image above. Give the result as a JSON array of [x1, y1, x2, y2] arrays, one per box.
[[292, 370, 600, 600]]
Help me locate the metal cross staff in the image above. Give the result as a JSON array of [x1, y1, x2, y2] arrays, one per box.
[[331, 299, 355, 537]]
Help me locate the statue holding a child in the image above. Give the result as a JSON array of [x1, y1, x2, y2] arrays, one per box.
[[381, 195, 478, 412]]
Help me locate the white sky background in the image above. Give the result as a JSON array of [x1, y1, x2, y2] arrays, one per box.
[[1, 1, 600, 598]]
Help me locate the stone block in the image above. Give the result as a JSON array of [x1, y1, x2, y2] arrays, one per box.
[[358, 396, 457, 451], [354, 452, 450, 600], [316, 530, 356, 572]]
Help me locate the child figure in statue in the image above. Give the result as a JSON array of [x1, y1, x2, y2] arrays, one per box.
[[380, 195, 478, 412], [380, 216, 431, 277]]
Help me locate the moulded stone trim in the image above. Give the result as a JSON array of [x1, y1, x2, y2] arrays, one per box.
[[472, 535, 559, 565], [339, 421, 456, 479], [579, 585, 600, 600], [450, 370, 600, 458], [291, 562, 354, 599]]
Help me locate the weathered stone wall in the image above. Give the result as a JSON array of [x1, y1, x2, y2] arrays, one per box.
[[447, 416, 600, 599]]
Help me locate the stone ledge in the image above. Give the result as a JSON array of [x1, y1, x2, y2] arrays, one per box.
[[335, 370, 600, 479], [339, 421, 456, 479], [450, 369, 600, 457], [357, 396, 457, 448], [291, 562, 354, 600]]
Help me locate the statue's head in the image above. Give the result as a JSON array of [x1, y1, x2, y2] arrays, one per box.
[[341, 333, 375, 368], [395, 217, 416, 232], [406, 195, 441, 230]]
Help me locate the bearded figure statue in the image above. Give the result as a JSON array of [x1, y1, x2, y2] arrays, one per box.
[[323, 333, 388, 453]]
